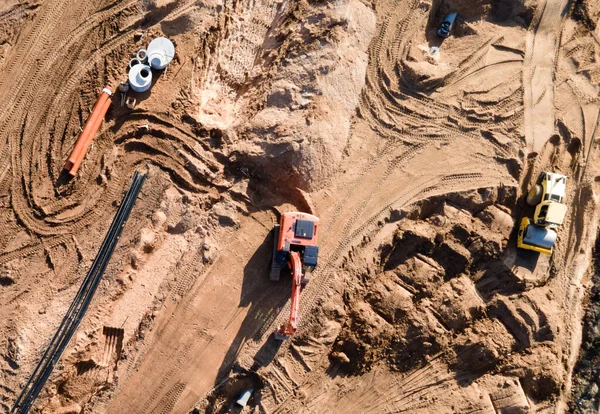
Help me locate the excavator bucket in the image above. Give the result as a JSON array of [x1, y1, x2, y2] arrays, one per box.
[[274, 328, 291, 341]]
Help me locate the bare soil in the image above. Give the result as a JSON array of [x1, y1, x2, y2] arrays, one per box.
[[1, 0, 600, 413]]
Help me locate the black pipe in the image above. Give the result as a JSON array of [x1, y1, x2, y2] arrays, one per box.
[[12, 171, 146, 413], [19, 173, 146, 412], [15, 173, 141, 406]]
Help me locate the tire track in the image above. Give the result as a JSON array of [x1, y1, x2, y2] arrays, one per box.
[[148, 381, 187, 414], [263, 169, 504, 340], [8, 0, 202, 237], [522, 0, 569, 151]]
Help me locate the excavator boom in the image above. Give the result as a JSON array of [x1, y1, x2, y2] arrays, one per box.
[[275, 251, 303, 340]]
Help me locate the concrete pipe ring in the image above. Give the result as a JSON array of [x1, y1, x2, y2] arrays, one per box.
[[128, 64, 153, 93], [129, 58, 141, 70], [137, 49, 148, 63]]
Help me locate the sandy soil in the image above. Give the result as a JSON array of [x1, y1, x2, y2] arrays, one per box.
[[1, 0, 600, 413]]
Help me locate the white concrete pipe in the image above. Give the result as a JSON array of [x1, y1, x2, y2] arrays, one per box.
[[128, 64, 152, 93], [147, 37, 175, 70]]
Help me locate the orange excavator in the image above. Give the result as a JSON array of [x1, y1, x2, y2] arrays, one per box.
[[271, 212, 319, 340]]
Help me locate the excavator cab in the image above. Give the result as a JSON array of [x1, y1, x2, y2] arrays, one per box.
[[270, 212, 319, 340], [527, 171, 568, 228], [270, 212, 319, 282]]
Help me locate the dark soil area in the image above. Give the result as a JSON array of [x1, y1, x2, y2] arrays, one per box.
[[569, 233, 600, 412]]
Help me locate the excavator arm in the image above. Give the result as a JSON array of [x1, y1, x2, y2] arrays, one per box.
[[275, 251, 303, 340]]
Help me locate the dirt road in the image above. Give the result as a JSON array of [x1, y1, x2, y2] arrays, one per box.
[[105, 210, 286, 413], [523, 0, 569, 152]]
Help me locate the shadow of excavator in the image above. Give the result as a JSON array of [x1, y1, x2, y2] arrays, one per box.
[[215, 223, 290, 383]]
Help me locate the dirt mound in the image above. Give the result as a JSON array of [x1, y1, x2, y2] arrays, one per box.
[[331, 188, 520, 374], [502, 346, 563, 401], [227, 0, 375, 191], [450, 319, 514, 371]]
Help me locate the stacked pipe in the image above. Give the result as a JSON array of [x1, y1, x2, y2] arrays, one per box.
[[11, 171, 146, 414], [63, 87, 112, 176]]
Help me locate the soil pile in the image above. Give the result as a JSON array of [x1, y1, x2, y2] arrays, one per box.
[[221, 0, 375, 192], [329, 188, 562, 405]]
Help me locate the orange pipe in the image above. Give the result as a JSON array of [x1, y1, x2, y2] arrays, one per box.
[[64, 92, 109, 169], [64, 87, 112, 175], [82, 98, 111, 148], [72, 90, 111, 159], [65, 89, 111, 171], [68, 96, 112, 176]]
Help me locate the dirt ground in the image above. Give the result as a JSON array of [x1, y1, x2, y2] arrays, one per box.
[[1, 0, 600, 413]]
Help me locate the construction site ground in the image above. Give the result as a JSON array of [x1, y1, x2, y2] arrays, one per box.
[[2, 0, 600, 413]]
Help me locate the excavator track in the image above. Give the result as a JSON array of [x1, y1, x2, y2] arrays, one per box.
[[270, 225, 281, 281]]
